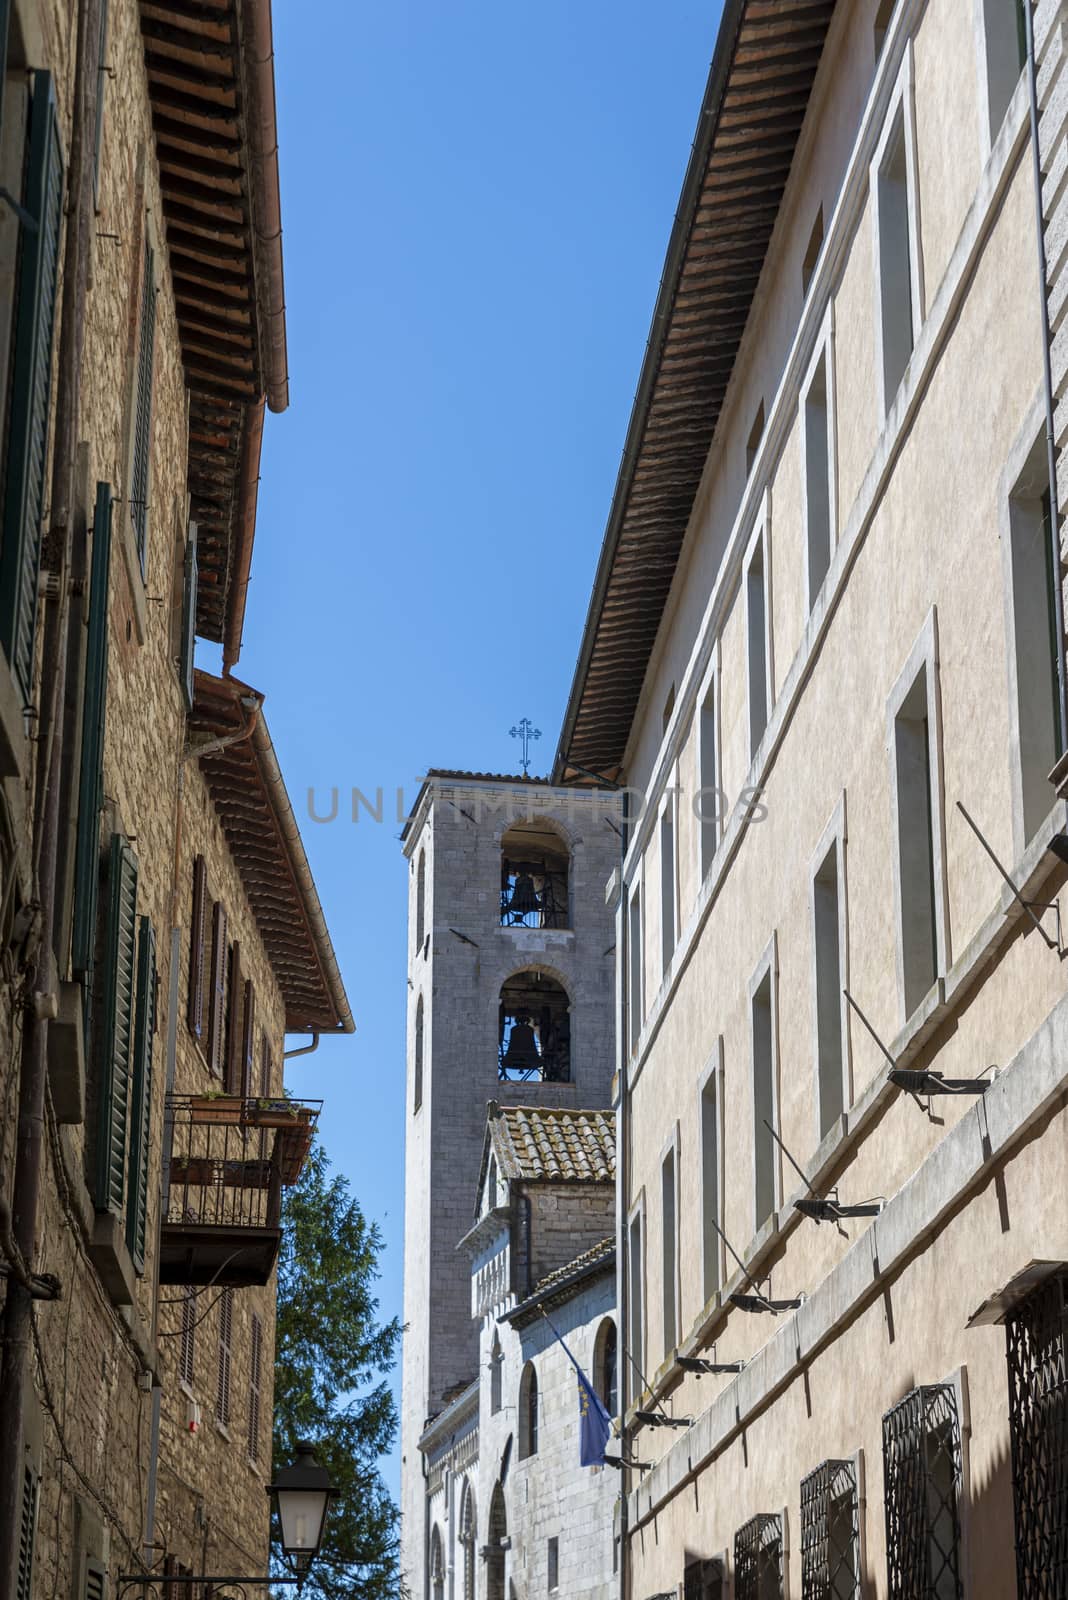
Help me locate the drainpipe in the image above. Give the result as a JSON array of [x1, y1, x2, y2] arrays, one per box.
[[283, 1032, 319, 1060], [1024, 0, 1068, 762], [0, 0, 103, 1589], [615, 801, 631, 1600]]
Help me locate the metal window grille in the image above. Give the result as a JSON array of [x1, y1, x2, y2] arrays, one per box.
[[735, 1513, 783, 1600], [801, 1459, 859, 1599], [179, 1287, 195, 1386], [1006, 1270, 1068, 1598], [684, 1557, 724, 1600], [882, 1384, 963, 1600]]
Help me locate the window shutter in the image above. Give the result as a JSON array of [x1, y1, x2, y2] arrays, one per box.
[[94, 834, 138, 1214], [0, 70, 63, 706], [225, 940, 243, 1094], [187, 855, 206, 1038], [207, 901, 227, 1075], [84, 1558, 106, 1600], [241, 980, 255, 1100], [179, 523, 197, 710], [91, 0, 108, 203], [248, 1311, 262, 1462], [129, 237, 157, 571], [71, 481, 113, 988], [216, 1286, 233, 1425], [125, 914, 156, 1272], [179, 1285, 196, 1386], [14, 1464, 37, 1600]]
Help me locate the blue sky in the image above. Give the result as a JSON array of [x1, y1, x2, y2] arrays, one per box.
[[225, 0, 721, 1495]]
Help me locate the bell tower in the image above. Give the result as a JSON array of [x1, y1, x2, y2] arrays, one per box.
[[398, 771, 620, 1600]]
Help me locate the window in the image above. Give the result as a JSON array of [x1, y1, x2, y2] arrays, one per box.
[[701, 1055, 724, 1302], [684, 1559, 724, 1600], [873, 0, 896, 58], [547, 1537, 559, 1592], [746, 400, 765, 476], [802, 205, 824, 297], [661, 1142, 679, 1355], [431, 1527, 445, 1600], [662, 682, 676, 735], [660, 798, 677, 975], [248, 1312, 263, 1464], [891, 657, 941, 1017], [72, 482, 114, 997], [1005, 1271, 1068, 1597], [751, 954, 778, 1233], [413, 995, 424, 1112], [177, 521, 197, 710], [802, 345, 834, 610], [982, 0, 1026, 142], [519, 1363, 539, 1459], [490, 1331, 503, 1414], [801, 1459, 859, 1599], [179, 1287, 196, 1387], [746, 524, 771, 757], [595, 1318, 618, 1416], [94, 834, 139, 1216], [500, 821, 569, 929], [460, 1481, 477, 1600], [15, 1461, 38, 1600], [882, 1385, 963, 1599], [498, 970, 570, 1082], [628, 1207, 644, 1401], [129, 234, 157, 572], [92, 0, 109, 203], [415, 848, 426, 949], [734, 1513, 783, 1600], [628, 883, 643, 1052], [187, 855, 207, 1039], [812, 836, 846, 1140], [698, 658, 721, 876], [875, 95, 920, 413], [207, 900, 228, 1075], [487, 1484, 507, 1600], [216, 1287, 233, 1428], [487, 1155, 498, 1210], [125, 916, 157, 1272], [1006, 440, 1061, 844]]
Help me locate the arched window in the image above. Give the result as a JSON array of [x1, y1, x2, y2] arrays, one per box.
[[594, 1318, 618, 1417], [487, 1155, 498, 1210], [415, 848, 426, 949], [490, 1331, 503, 1414], [430, 1525, 445, 1600], [500, 822, 570, 929], [460, 1480, 477, 1600], [413, 995, 424, 1113], [498, 970, 570, 1083], [518, 1362, 538, 1459], [487, 1484, 507, 1600]]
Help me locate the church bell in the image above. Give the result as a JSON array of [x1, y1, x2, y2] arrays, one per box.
[[506, 871, 540, 917], [502, 1017, 540, 1073]]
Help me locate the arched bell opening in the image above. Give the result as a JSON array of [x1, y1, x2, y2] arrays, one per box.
[[498, 970, 570, 1083], [500, 822, 570, 929]]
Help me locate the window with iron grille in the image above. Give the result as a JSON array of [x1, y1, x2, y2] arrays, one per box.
[[684, 1556, 724, 1600], [801, 1458, 859, 1598], [882, 1384, 963, 1600], [1005, 1269, 1068, 1599], [735, 1512, 783, 1600], [179, 1286, 196, 1386], [216, 1286, 233, 1426]]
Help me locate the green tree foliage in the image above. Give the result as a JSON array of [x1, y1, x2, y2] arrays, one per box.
[[274, 1137, 401, 1599]]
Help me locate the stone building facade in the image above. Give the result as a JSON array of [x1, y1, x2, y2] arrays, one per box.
[[0, 0, 353, 1594], [399, 774, 620, 1599], [555, 1, 1068, 1597]]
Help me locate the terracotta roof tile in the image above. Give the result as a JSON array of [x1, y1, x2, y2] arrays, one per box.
[[490, 1104, 615, 1184]]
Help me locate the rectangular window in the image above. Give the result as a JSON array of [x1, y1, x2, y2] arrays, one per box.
[[982, 0, 1026, 142], [746, 400, 765, 476], [747, 532, 770, 757], [207, 901, 228, 1075], [72, 482, 113, 992], [801, 1458, 859, 1599], [752, 963, 777, 1233], [662, 682, 676, 735], [883, 1385, 963, 1600], [735, 1513, 783, 1600], [628, 1208, 644, 1401], [699, 664, 720, 876], [187, 856, 207, 1039], [248, 1312, 263, 1463], [125, 915, 157, 1273], [216, 1287, 233, 1428], [802, 205, 824, 297], [1004, 1271, 1068, 1597], [130, 235, 157, 572], [803, 347, 833, 609], [893, 669, 939, 1017], [701, 1061, 723, 1302], [547, 1537, 559, 1592], [628, 884, 643, 1052], [813, 840, 845, 1140], [179, 1286, 196, 1387], [95, 834, 139, 1216], [1007, 447, 1060, 843], [661, 1142, 678, 1356], [876, 102, 916, 410], [684, 1559, 725, 1600], [660, 800, 676, 975]]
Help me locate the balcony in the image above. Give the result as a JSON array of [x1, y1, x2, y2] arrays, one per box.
[[159, 1096, 321, 1287]]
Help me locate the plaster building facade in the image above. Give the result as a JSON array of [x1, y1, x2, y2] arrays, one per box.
[[421, 1103, 618, 1600], [399, 774, 620, 1600], [0, 0, 353, 1594], [554, 0, 1068, 1597]]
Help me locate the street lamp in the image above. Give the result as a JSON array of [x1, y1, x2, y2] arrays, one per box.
[[268, 1440, 337, 1573]]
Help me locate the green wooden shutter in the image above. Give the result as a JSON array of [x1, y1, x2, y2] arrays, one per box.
[[187, 854, 207, 1038], [14, 1464, 37, 1600], [94, 834, 138, 1215], [125, 914, 156, 1271], [179, 522, 197, 710], [0, 71, 64, 705], [71, 481, 112, 988], [130, 237, 156, 572]]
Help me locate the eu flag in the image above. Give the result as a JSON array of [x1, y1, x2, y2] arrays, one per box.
[[577, 1366, 613, 1468]]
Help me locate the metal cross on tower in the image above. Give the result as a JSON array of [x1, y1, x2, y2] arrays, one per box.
[[509, 718, 542, 775]]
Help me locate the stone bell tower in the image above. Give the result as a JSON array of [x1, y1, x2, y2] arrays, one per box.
[[398, 771, 620, 1600]]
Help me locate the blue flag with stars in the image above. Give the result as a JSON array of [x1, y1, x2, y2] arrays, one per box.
[[540, 1311, 613, 1467]]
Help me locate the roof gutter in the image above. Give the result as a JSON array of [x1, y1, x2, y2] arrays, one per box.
[[553, 0, 746, 783], [502, 1247, 616, 1327], [244, 0, 289, 414], [223, 394, 265, 673]]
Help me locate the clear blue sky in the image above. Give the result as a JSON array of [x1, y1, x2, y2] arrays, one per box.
[[224, 0, 722, 1495]]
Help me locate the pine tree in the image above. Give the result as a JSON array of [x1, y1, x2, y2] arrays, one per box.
[[273, 1138, 401, 1599]]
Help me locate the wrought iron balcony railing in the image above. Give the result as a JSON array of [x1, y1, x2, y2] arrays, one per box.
[[160, 1096, 321, 1287]]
